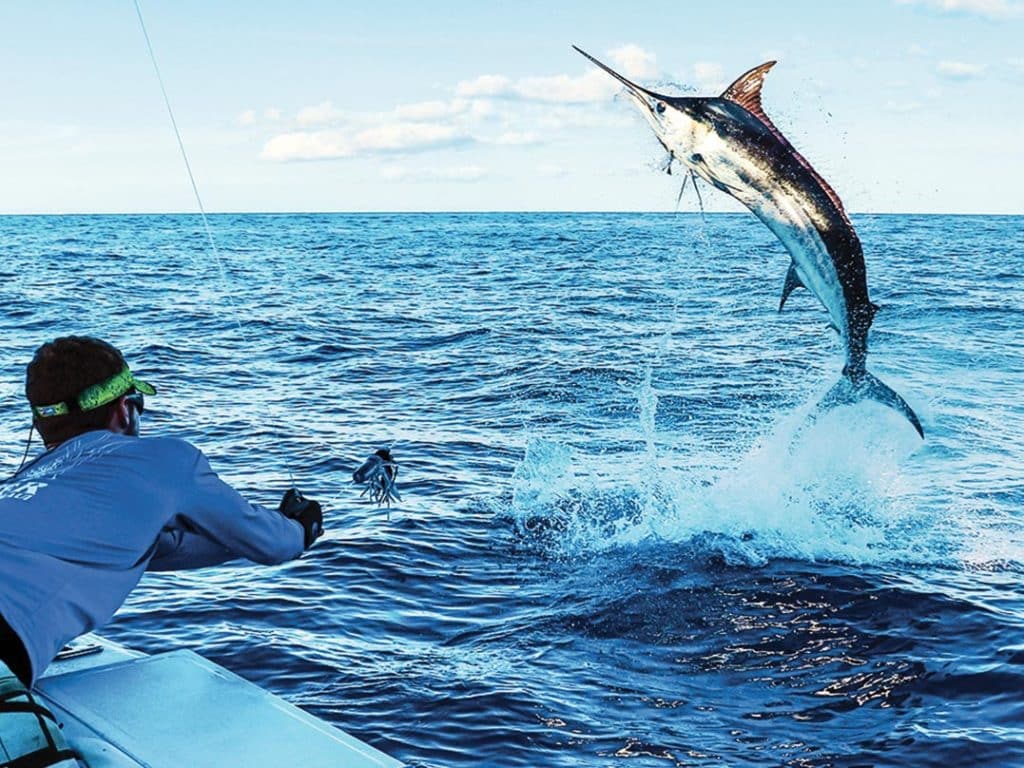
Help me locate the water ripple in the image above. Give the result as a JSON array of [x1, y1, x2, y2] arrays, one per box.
[[1, 213, 1021, 767]]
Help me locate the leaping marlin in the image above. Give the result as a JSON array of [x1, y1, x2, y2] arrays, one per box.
[[575, 46, 923, 438]]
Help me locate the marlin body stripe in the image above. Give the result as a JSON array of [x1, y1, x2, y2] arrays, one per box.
[[575, 46, 923, 437]]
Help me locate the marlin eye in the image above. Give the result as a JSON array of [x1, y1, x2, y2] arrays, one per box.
[[655, 102, 667, 114]]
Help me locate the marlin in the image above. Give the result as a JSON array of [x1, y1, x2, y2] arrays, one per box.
[[575, 46, 923, 438]]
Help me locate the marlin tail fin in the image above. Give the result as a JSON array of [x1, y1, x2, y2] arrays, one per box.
[[817, 369, 924, 438]]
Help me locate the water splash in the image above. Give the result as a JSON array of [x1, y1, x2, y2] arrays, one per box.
[[507, 389, 954, 567]]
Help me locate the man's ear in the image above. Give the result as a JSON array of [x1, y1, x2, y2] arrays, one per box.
[[106, 398, 130, 433]]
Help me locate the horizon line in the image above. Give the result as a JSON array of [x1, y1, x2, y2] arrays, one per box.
[[1, 210, 1020, 217]]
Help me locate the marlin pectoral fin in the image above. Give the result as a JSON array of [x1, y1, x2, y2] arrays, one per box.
[[674, 173, 690, 211], [690, 170, 705, 216], [778, 261, 805, 311]]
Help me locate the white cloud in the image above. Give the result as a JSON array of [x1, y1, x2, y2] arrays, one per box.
[[456, 75, 514, 98], [261, 131, 342, 161], [257, 44, 672, 165], [936, 60, 986, 78], [454, 45, 659, 105], [467, 100, 498, 120], [493, 131, 542, 146], [264, 107, 282, 121], [884, 100, 925, 112], [380, 165, 487, 183], [692, 61, 725, 90], [514, 71, 619, 103], [238, 109, 257, 127], [394, 99, 470, 121], [896, 0, 1024, 19], [261, 123, 471, 161], [455, 71, 616, 103], [296, 101, 345, 127], [608, 44, 657, 80], [356, 123, 468, 152], [537, 164, 568, 178]]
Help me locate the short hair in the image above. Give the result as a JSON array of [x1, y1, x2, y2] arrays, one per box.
[[25, 336, 128, 445]]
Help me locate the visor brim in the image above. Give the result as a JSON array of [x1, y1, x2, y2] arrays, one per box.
[[133, 378, 157, 396]]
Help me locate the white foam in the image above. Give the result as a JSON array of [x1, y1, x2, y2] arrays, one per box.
[[506, 387, 958, 567]]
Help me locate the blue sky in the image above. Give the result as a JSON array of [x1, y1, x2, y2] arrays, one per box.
[[1, 0, 1021, 214]]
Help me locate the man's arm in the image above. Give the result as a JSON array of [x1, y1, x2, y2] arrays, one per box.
[[147, 527, 238, 571], [173, 448, 308, 566]]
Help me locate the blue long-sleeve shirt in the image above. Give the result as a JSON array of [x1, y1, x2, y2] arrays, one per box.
[[0, 430, 305, 684]]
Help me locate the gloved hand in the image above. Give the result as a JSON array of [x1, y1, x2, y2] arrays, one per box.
[[279, 488, 324, 549]]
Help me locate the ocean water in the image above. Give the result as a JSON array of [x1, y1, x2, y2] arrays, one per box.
[[1, 211, 1022, 767]]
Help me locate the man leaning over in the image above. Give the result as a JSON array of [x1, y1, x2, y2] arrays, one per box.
[[0, 336, 322, 767]]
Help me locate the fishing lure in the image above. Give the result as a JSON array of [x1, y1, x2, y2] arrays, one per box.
[[353, 448, 401, 507]]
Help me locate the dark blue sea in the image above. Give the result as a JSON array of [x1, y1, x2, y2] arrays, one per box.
[[1, 212, 1022, 767]]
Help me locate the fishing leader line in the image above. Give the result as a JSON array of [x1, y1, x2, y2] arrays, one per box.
[[133, 2, 312, 486], [133, 0, 245, 338], [133, 4, 400, 508]]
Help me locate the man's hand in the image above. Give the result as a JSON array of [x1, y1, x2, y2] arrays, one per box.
[[279, 488, 324, 549]]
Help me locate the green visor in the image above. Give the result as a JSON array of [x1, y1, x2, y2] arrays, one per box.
[[32, 365, 157, 419]]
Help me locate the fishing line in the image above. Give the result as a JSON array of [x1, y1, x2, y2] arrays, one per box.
[[132, 0, 244, 337], [133, 4, 320, 491], [132, 6, 395, 507]]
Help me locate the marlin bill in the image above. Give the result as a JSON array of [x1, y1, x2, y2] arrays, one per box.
[[575, 46, 923, 438]]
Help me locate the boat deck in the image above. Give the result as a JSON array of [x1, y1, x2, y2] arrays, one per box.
[[36, 636, 403, 768]]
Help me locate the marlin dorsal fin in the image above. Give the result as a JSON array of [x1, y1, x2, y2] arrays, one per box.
[[721, 61, 777, 128], [722, 60, 853, 227]]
